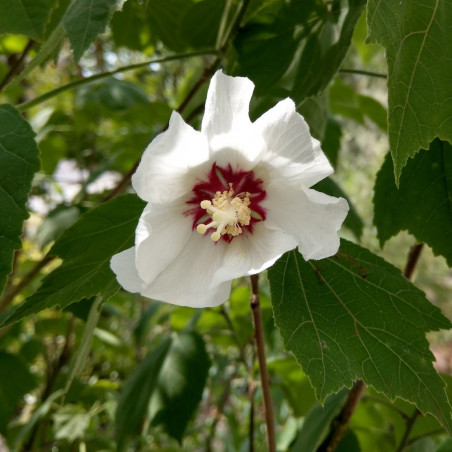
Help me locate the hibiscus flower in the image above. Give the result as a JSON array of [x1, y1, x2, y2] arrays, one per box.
[[110, 70, 349, 307]]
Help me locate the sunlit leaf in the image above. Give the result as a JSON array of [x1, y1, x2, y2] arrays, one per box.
[[367, 0, 452, 182], [268, 240, 452, 433], [0, 194, 145, 327], [0, 104, 40, 294], [374, 139, 452, 266]]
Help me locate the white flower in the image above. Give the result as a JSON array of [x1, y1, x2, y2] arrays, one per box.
[[110, 71, 349, 308]]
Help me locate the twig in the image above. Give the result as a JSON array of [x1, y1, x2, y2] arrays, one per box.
[[403, 243, 424, 279], [0, 40, 35, 92], [16, 50, 219, 112], [318, 380, 366, 452], [339, 68, 387, 79], [0, 255, 55, 313], [396, 409, 421, 452], [249, 274, 276, 452]]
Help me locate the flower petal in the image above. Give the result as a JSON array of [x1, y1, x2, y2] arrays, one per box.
[[202, 70, 254, 140], [255, 98, 333, 187], [140, 234, 231, 308], [132, 112, 209, 204], [212, 223, 297, 286], [110, 247, 142, 293], [265, 181, 349, 260], [135, 201, 193, 285]]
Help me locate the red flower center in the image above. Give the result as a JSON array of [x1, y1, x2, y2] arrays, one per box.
[[185, 163, 266, 243]]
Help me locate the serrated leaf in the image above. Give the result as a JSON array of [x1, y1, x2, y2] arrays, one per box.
[[268, 240, 452, 433], [0, 194, 145, 327], [0, 104, 40, 294], [63, 0, 120, 62], [367, 0, 452, 182], [374, 139, 452, 266], [0, 0, 54, 41], [321, 116, 342, 169], [232, 0, 366, 112]]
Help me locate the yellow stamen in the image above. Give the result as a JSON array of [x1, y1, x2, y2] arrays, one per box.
[[197, 184, 251, 241]]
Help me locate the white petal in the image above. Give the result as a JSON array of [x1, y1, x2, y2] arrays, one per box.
[[141, 234, 231, 308], [212, 223, 297, 286], [110, 247, 142, 293], [135, 200, 193, 285], [265, 181, 349, 260], [201, 70, 254, 140], [132, 112, 209, 204], [254, 98, 333, 187]]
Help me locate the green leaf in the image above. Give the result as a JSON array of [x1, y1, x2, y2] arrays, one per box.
[[115, 338, 172, 449], [147, 0, 194, 52], [0, 351, 37, 434], [290, 389, 348, 452], [329, 77, 387, 131], [268, 240, 452, 433], [232, 0, 366, 110], [0, 104, 40, 294], [374, 139, 452, 266], [0, 194, 145, 327], [367, 0, 452, 182], [0, 0, 54, 41], [321, 116, 342, 169], [53, 405, 91, 442], [116, 330, 210, 445], [149, 331, 211, 442], [63, 0, 120, 62], [180, 0, 226, 50]]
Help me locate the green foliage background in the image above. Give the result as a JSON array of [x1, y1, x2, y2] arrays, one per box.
[[0, 0, 451, 451]]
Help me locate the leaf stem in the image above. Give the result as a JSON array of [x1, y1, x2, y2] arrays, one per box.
[[249, 274, 276, 452], [318, 379, 366, 452], [339, 68, 387, 79], [396, 409, 421, 452], [16, 50, 219, 112], [403, 243, 424, 279]]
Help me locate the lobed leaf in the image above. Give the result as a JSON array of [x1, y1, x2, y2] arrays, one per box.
[[0, 104, 40, 294], [0, 194, 145, 327], [374, 139, 452, 266], [367, 0, 452, 182], [268, 240, 452, 433]]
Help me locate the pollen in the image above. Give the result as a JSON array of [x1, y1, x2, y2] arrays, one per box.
[[197, 184, 251, 241]]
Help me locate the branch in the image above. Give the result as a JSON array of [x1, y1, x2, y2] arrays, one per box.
[[0, 255, 55, 313], [16, 50, 218, 112], [396, 410, 421, 452], [249, 274, 276, 452], [0, 40, 35, 93], [318, 380, 366, 452]]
